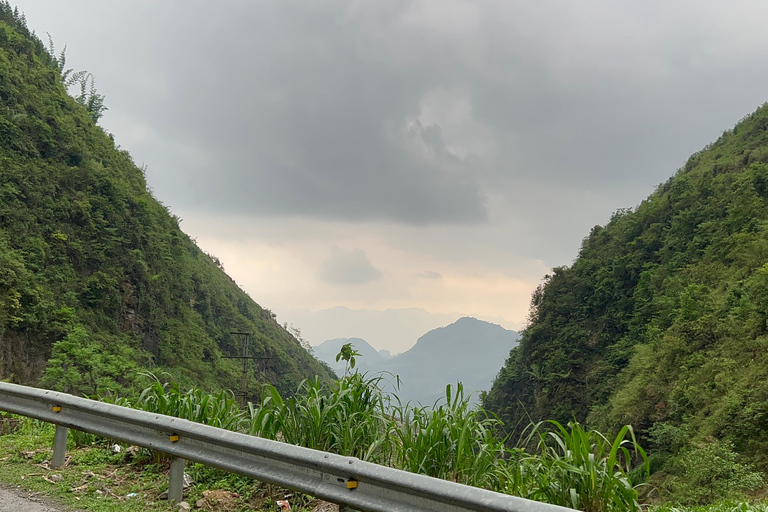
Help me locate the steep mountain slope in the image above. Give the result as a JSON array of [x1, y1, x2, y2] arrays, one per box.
[[313, 337, 386, 375], [484, 103, 768, 466], [0, 5, 333, 397]]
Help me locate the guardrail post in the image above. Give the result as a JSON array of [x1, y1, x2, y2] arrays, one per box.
[[51, 425, 68, 468], [168, 456, 185, 503]]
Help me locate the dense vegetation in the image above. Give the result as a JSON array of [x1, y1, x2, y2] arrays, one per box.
[[483, 102, 768, 500], [0, 3, 333, 397], [67, 374, 647, 511], [6, 373, 768, 510]]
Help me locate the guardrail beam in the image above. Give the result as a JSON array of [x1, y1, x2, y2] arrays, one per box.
[[0, 382, 577, 512]]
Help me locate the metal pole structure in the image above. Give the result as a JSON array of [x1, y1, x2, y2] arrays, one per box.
[[51, 425, 68, 468], [240, 334, 249, 407], [222, 332, 271, 407], [168, 456, 186, 503]]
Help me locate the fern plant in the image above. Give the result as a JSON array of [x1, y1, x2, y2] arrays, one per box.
[[45, 33, 107, 122]]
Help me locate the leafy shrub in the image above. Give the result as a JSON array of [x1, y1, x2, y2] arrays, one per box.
[[652, 501, 768, 512], [40, 326, 143, 397], [667, 442, 764, 505]]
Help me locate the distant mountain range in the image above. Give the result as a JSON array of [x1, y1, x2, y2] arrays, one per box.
[[313, 317, 519, 405], [282, 306, 522, 354]]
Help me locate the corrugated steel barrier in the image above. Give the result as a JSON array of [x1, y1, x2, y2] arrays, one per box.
[[0, 382, 576, 512]]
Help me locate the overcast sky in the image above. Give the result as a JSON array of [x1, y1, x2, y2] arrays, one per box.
[[15, 1, 768, 352]]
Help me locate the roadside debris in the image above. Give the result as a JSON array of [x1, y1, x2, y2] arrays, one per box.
[[192, 489, 240, 510], [309, 502, 338, 512]]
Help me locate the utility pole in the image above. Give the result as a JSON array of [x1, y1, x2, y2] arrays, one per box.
[[221, 332, 271, 407]]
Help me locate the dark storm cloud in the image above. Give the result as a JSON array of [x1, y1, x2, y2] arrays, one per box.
[[318, 247, 383, 285], [133, 1, 490, 223], [18, 0, 768, 231]]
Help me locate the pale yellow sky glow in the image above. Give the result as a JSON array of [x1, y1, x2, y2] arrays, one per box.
[[179, 212, 541, 351]]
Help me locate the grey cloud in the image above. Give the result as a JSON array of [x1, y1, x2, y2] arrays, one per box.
[[418, 271, 442, 280], [140, 1, 488, 224], [18, 1, 768, 248], [318, 246, 383, 285]]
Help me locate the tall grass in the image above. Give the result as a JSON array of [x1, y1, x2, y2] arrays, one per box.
[[137, 377, 244, 431], [100, 373, 647, 511], [504, 421, 647, 511], [247, 373, 394, 464], [391, 383, 507, 489]]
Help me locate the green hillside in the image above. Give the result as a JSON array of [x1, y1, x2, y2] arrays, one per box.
[[0, 4, 333, 397], [484, 103, 768, 471]]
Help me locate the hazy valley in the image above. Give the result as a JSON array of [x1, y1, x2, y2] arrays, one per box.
[[313, 317, 519, 405]]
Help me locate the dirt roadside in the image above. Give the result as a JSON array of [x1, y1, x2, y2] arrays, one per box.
[[0, 484, 78, 512]]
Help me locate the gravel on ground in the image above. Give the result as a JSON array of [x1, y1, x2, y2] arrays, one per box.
[[0, 485, 75, 512]]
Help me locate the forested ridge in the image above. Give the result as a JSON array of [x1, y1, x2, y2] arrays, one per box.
[[0, 4, 333, 397], [484, 101, 768, 483]]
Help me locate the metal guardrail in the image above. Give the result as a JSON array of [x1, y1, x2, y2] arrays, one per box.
[[0, 382, 576, 512]]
